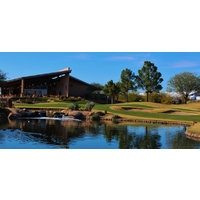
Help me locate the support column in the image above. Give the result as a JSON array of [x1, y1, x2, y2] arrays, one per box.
[[20, 79, 24, 97], [8, 87, 12, 96], [66, 74, 70, 97]]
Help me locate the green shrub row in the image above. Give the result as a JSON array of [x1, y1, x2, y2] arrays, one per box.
[[68, 101, 95, 111]]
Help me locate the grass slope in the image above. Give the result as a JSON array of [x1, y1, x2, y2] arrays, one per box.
[[13, 100, 200, 123], [187, 122, 200, 135]]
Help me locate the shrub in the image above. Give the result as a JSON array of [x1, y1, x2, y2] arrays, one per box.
[[118, 92, 144, 102], [112, 115, 120, 120], [148, 92, 174, 104], [91, 113, 100, 121], [0, 107, 10, 116], [68, 103, 80, 111], [0, 100, 7, 108], [85, 101, 95, 111], [59, 95, 66, 100]]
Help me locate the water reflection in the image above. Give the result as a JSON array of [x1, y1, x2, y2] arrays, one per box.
[[165, 129, 200, 149], [0, 119, 199, 149]]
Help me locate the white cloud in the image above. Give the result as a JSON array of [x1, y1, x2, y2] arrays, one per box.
[[170, 61, 199, 68], [105, 53, 151, 61], [106, 56, 136, 61]]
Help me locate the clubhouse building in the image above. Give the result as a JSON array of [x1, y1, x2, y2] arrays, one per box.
[[1, 68, 90, 98]]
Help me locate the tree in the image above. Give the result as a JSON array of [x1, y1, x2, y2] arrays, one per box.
[[88, 82, 104, 94], [137, 61, 163, 102], [120, 68, 137, 102], [103, 80, 120, 104], [0, 69, 7, 87], [167, 72, 200, 104]]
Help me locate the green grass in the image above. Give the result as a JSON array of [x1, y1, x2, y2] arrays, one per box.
[[111, 108, 200, 121], [12, 99, 200, 136], [92, 103, 200, 122], [187, 123, 200, 135], [115, 103, 155, 108], [174, 108, 200, 112], [13, 100, 200, 123], [14, 100, 90, 109]]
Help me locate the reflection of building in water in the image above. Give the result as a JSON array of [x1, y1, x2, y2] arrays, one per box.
[[13, 119, 85, 148]]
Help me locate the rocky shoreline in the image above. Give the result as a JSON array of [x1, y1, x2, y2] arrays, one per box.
[[185, 131, 200, 141], [101, 117, 191, 126], [6, 108, 192, 126], [7, 107, 200, 141]]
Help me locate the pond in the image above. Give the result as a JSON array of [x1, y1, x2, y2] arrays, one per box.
[[0, 118, 199, 149]]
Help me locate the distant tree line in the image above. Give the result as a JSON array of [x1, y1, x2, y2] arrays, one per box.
[[89, 61, 164, 103], [1, 60, 200, 105], [89, 61, 200, 104]]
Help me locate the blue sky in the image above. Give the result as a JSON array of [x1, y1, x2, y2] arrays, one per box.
[[0, 52, 200, 92]]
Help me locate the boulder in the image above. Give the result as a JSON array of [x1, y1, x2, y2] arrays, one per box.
[[8, 113, 20, 119], [39, 110, 46, 117], [53, 112, 65, 118], [68, 111, 86, 120], [95, 111, 105, 116]]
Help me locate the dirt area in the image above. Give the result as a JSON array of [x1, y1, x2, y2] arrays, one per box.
[[168, 112, 198, 115], [110, 106, 199, 116]]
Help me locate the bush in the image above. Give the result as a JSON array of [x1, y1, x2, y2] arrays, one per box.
[[0, 107, 10, 116], [148, 92, 174, 104], [0, 100, 7, 108], [68, 103, 80, 111], [85, 101, 95, 111], [59, 96, 84, 102], [91, 113, 100, 121], [112, 115, 120, 120], [118, 92, 144, 102]]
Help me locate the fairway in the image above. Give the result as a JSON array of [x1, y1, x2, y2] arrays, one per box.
[[13, 100, 200, 123]]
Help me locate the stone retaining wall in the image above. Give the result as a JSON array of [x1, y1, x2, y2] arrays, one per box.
[[185, 131, 200, 140], [100, 117, 190, 126]]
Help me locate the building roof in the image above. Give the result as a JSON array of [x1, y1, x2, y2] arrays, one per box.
[[6, 69, 71, 83], [4, 68, 90, 87], [69, 75, 90, 86]]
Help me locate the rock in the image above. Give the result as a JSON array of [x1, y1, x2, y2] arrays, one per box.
[[95, 111, 105, 116], [39, 110, 46, 117], [27, 111, 40, 117], [87, 112, 94, 117], [18, 109, 29, 117], [8, 113, 20, 119], [53, 112, 65, 118], [68, 111, 86, 120], [61, 110, 68, 115]]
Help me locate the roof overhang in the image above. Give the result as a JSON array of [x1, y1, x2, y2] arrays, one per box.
[[3, 69, 90, 88], [4, 69, 72, 87]]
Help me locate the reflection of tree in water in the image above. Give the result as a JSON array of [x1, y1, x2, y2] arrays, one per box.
[[1, 119, 194, 149], [11, 120, 86, 148], [15, 120, 117, 148], [0, 119, 8, 142], [131, 126, 161, 149], [165, 128, 200, 149], [0, 132, 4, 142], [118, 128, 135, 149], [102, 123, 123, 142], [102, 124, 162, 149], [82, 121, 103, 136]]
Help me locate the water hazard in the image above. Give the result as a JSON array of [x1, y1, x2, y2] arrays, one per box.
[[0, 118, 199, 149]]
